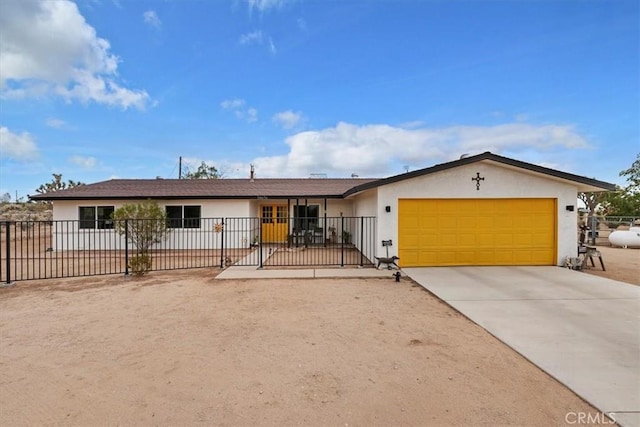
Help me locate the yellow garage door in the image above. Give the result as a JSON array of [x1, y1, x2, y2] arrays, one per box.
[[398, 199, 556, 266]]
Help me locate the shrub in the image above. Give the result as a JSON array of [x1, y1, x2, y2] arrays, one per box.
[[128, 254, 152, 276]]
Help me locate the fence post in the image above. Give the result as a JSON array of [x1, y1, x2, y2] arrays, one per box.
[[340, 216, 345, 267], [124, 219, 129, 275], [4, 221, 11, 284], [360, 217, 364, 266], [220, 218, 225, 268], [259, 217, 263, 269]]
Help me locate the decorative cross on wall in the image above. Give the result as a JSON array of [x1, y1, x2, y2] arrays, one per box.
[[472, 172, 485, 190]]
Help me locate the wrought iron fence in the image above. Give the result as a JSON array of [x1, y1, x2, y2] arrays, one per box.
[[1, 216, 376, 283]]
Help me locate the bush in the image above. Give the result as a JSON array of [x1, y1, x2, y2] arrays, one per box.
[[128, 254, 152, 276], [112, 201, 170, 277]]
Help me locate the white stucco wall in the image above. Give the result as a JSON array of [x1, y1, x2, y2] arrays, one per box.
[[50, 198, 362, 250], [369, 161, 579, 266], [51, 199, 254, 250], [52, 199, 252, 221], [349, 190, 378, 262]]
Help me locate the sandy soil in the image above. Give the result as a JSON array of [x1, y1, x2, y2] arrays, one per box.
[[581, 245, 640, 285], [1, 269, 612, 427]]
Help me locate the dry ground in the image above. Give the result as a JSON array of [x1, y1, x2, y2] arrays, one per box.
[[580, 245, 640, 285], [0, 268, 615, 427]]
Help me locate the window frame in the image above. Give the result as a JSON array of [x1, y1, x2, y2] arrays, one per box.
[[79, 205, 115, 230], [165, 205, 202, 229], [293, 204, 319, 231]]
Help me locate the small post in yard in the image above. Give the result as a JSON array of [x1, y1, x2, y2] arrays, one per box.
[[359, 216, 364, 266], [219, 219, 225, 269], [3, 221, 12, 285], [124, 219, 129, 276], [340, 215, 345, 267], [259, 218, 263, 269]]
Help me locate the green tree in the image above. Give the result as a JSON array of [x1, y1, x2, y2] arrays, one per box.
[[35, 173, 84, 194], [579, 153, 640, 219], [600, 153, 640, 216], [620, 153, 640, 192], [183, 161, 219, 179], [112, 201, 171, 275]]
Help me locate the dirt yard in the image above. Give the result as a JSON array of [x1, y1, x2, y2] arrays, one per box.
[[580, 245, 640, 285], [1, 268, 616, 426]]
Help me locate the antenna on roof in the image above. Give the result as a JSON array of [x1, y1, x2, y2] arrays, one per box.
[[178, 156, 183, 179]]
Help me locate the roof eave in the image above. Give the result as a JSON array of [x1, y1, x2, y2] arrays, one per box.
[[343, 152, 617, 196], [30, 194, 348, 202]]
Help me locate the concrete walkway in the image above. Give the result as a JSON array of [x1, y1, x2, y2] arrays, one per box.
[[403, 266, 640, 427], [216, 265, 394, 280]]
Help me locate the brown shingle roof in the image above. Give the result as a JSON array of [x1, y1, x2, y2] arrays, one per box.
[[29, 178, 379, 201], [29, 152, 616, 201]]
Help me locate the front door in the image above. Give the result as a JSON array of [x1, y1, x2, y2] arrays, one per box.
[[261, 205, 288, 243]]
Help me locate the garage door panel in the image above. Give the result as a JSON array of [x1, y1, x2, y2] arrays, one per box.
[[456, 251, 476, 264], [477, 217, 495, 228], [493, 251, 514, 264], [477, 250, 496, 264], [513, 234, 533, 246], [399, 198, 556, 266], [457, 234, 477, 247]]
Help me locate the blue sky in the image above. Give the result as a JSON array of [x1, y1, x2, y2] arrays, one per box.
[[1, 0, 638, 200]]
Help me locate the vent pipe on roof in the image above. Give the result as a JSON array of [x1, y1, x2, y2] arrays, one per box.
[[250, 164, 255, 182]]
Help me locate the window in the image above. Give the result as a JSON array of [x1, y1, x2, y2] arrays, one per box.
[[79, 206, 114, 229], [261, 206, 273, 224], [294, 205, 319, 231], [166, 205, 201, 228], [276, 205, 288, 223], [184, 205, 201, 228]]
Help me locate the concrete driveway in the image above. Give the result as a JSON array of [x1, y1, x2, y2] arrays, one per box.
[[404, 266, 640, 427]]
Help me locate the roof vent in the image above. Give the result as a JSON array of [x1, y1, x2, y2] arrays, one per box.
[[460, 153, 471, 159], [351, 173, 359, 178]]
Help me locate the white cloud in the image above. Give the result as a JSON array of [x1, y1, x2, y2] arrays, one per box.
[[249, 121, 589, 178], [272, 110, 305, 129], [45, 118, 66, 129], [143, 10, 161, 29], [69, 155, 97, 168], [0, 0, 150, 109], [398, 120, 425, 129], [221, 98, 258, 123], [268, 37, 277, 54], [246, 108, 258, 123], [239, 30, 277, 54], [246, 0, 291, 14], [221, 98, 246, 109], [239, 31, 263, 45], [0, 126, 39, 161]]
